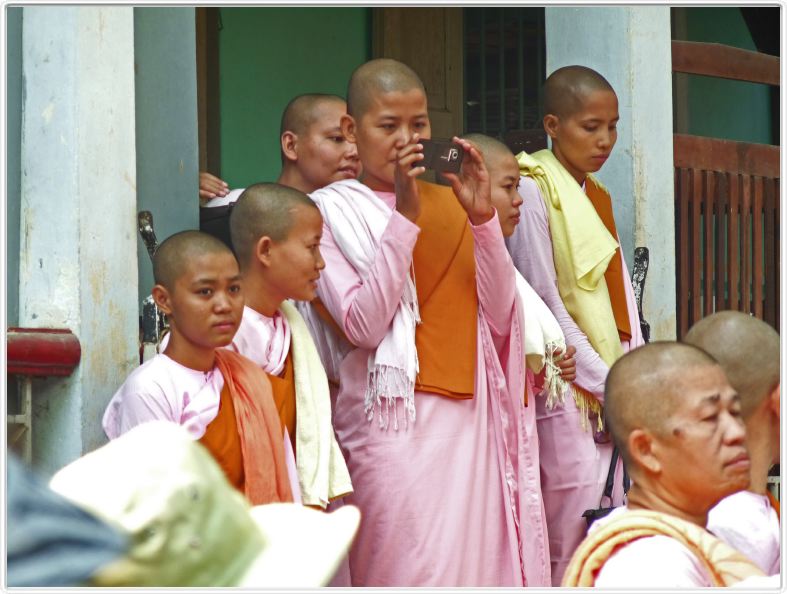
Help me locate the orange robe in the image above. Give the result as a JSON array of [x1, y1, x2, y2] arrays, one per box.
[[267, 351, 297, 452], [199, 383, 245, 492]]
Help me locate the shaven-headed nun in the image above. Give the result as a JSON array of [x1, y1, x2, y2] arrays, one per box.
[[153, 230, 237, 291], [346, 58, 425, 119], [543, 65, 615, 119]]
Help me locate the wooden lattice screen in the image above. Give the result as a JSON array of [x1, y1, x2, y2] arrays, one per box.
[[672, 41, 780, 338]]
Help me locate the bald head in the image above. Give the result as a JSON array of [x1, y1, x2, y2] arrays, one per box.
[[461, 133, 513, 164], [229, 182, 319, 270], [606, 342, 720, 466], [543, 65, 615, 119], [280, 93, 346, 138], [685, 312, 780, 419], [153, 230, 235, 290], [280, 94, 346, 165], [346, 58, 425, 119]]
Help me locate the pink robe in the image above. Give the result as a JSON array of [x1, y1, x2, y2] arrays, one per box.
[[228, 306, 291, 375], [102, 353, 302, 502], [708, 490, 781, 575], [589, 507, 714, 587], [314, 186, 550, 587], [506, 175, 645, 584]]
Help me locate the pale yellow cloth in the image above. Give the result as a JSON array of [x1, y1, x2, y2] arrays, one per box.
[[563, 509, 766, 587], [280, 301, 353, 508], [517, 149, 623, 368]]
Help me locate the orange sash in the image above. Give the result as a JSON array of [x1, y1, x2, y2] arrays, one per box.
[[412, 180, 478, 398], [312, 296, 347, 340], [199, 383, 245, 492], [585, 177, 631, 341], [267, 350, 297, 452], [767, 490, 780, 521], [213, 349, 293, 505]]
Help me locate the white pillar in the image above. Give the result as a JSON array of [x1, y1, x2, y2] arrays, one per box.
[[20, 6, 139, 473], [545, 6, 676, 340]]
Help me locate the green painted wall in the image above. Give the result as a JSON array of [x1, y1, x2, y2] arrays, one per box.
[[7, 7, 23, 407], [7, 7, 22, 328], [218, 7, 370, 188], [677, 7, 772, 144]]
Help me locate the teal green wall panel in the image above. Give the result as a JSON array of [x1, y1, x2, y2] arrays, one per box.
[[218, 7, 370, 188], [134, 8, 200, 303], [680, 8, 772, 144], [7, 7, 23, 327], [7, 7, 23, 406]]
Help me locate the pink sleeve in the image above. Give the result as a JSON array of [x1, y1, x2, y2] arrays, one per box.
[[103, 375, 177, 439], [316, 211, 420, 350], [471, 210, 517, 338], [506, 176, 609, 400]]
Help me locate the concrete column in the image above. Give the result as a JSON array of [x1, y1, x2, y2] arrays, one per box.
[[20, 6, 139, 474], [545, 6, 676, 340]]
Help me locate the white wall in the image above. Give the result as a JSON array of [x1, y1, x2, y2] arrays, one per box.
[[20, 7, 140, 473], [545, 6, 676, 340]]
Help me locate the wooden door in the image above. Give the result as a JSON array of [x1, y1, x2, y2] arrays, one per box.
[[671, 40, 780, 336], [372, 8, 464, 140], [195, 7, 221, 176]]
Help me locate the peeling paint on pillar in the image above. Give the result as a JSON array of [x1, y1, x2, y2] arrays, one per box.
[[20, 6, 139, 473], [545, 6, 676, 341]]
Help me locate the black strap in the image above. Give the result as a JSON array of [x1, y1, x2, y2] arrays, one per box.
[[600, 446, 630, 505]]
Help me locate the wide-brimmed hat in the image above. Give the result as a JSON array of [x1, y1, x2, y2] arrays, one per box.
[[49, 421, 360, 587]]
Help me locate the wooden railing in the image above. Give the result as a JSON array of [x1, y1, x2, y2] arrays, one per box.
[[672, 41, 780, 338]]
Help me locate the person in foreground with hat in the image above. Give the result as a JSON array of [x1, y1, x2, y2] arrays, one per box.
[[562, 341, 765, 587], [49, 421, 361, 587]]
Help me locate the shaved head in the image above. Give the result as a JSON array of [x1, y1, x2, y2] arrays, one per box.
[[229, 182, 319, 270], [543, 65, 615, 119], [461, 133, 513, 164], [346, 58, 425, 119], [605, 342, 720, 467], [280, 94, 347, 165], [685, 311, 780, 419], [280, 93, 346, 137], [153, 230, 235, 290]]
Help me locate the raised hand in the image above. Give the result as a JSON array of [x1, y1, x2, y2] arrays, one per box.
[[393, 133, 425, 223], [442, 137, 494, 226]]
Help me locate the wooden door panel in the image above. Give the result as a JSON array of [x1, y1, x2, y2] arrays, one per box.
[[372, 8, 463, 140]]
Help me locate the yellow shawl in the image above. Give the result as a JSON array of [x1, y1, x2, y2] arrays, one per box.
[[280, 301, 353, 508], [562, 509, 765, 587], [518, 149, 625, 427]]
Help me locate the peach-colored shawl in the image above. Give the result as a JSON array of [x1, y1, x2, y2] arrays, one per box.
[[563, 509, 765, 587], [214, 349, 293, 505]]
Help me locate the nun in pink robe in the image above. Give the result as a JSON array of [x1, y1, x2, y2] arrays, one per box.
[[312, 183, 550, 587], [506, 175, 644, 585]]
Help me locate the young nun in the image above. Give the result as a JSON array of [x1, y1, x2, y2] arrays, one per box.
[[227, 182, 352, 510], [303, 58, 550, 586], [102, 231, 298, 505], [505, 65, 646, 584]]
